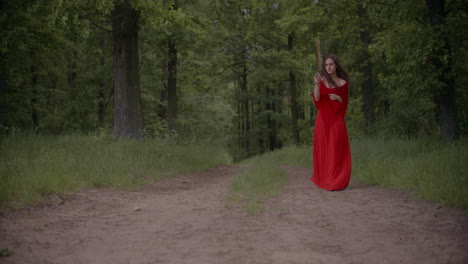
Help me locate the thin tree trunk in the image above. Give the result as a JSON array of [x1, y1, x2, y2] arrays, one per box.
[[167, 37, 177, 131], [159, 61, 167, 120], [235, 83, 242, 160], [312, 40, 321, 127], [166, 0, 178, 131], [276, 81, 284, 149], [357, 4, 375, 133], [258, 101, 264, 154], [315, 40, 322, 71], [31, 64, 39, 133], [266, 86, 279, 151], [0, 57, 6, 129], [66, 24, 78, 123], [288, 33, 300, 145], [98, 33, 107, 127], [241, 61, 250, 155], [111, 0, 143, 140], [425, 0, 458, 141], [46, 73, 56, 112]]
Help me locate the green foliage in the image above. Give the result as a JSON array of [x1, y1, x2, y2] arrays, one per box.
[[1, 0, 466, 162], [0, 248, 11, 257], [0, 135, 231, 208], [0, 0, 114, 133]]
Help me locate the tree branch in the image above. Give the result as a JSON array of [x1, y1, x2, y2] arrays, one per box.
[[89, 20, 112, 33], [368, 0, 398, 6], [79, 10, 112, 33]]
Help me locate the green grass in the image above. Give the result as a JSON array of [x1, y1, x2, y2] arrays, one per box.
[[351, 137, 468, 209], [240, 145, 312, 168], [227, 158, 288, 214], [229, 137, 468, 210], [226, 146, 309, 213], [0, 134, 232, 209], [3, 135, 466, 211]]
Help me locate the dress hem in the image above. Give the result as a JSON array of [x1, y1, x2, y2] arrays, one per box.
[[310, 177, 349, 191]]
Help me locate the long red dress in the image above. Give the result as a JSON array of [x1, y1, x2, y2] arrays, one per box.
[[311, 81, 351, 191]]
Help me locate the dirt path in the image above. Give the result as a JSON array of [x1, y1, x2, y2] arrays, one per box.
[[1, 165, 467, 264]]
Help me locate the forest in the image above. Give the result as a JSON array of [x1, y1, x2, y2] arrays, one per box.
[[0, 0, 466, 160], [1, 1, 468, 261]]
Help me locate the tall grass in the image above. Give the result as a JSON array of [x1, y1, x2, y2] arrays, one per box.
[[0, 135, 231, 208], [231, 137, 468, 209], [351, 137, 468, 209]]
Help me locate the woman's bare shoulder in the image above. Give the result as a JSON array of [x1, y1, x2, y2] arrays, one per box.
[[338, 78, 347, 87]]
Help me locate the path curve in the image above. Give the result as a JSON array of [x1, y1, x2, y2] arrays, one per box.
[[1, 165, 467, 264]]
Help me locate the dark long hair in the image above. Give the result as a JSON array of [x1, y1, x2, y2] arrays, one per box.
[[320, 54, 350, 88]]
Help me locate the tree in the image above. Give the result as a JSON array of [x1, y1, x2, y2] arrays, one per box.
[[288, 32, 300, 145], [166, 0, 178, 132], [367, 0, 465, 139], [111, 0, 144, 139], [1, 0, 465, 147], [357, 2, 375, 133], [425, 0, 458, 141]]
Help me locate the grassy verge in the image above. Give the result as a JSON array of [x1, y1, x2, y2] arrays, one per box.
[[0, 135, 231, 209], [229, 137, 468, 210], [239, 145, 312, 168], [351, 137, 468, 209], [227, 158, 288, 214]]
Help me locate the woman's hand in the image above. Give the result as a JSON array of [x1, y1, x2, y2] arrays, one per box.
[[314, 72, 322, 85], [328, 93, 342, 104]]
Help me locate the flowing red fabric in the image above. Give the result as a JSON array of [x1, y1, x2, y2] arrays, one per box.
[[311, 81, 351, 191]]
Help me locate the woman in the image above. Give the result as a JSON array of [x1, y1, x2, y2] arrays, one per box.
[[311, 54, 351, 191]]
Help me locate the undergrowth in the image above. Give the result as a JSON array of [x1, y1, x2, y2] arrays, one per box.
[[351, 137, 468, 209], [0, 134, 231, 209]]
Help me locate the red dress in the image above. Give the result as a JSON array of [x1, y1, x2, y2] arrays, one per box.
[[311, 81, 351, 191]]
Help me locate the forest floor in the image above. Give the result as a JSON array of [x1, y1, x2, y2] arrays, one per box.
[[1, 165, 467, 264]]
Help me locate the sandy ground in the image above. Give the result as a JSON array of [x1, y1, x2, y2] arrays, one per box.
[[0, 165, 467, 264]]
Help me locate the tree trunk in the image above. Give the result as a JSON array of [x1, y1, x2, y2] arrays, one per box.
[[276, 82, 284, 149], [0, 59, 6, 128], [425, 0, 458, 142], [111, 0, 143, 140], [266, 86, 279, 151], [357, 4, 375, 133], [315, 40, 322, 71], [258, 88, 265, 154], [98, 33, 107, 127], [31, 64, 39, 133], [235, 83, 242, 160], [167, 37, 177, 131], [67, 47, 78, 126], [46, 73, 56, 112], [288, 33, 300, 145], [166, 0, 178, 132], [159, 61, 167, 120], [241, 61, 250, 155]]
